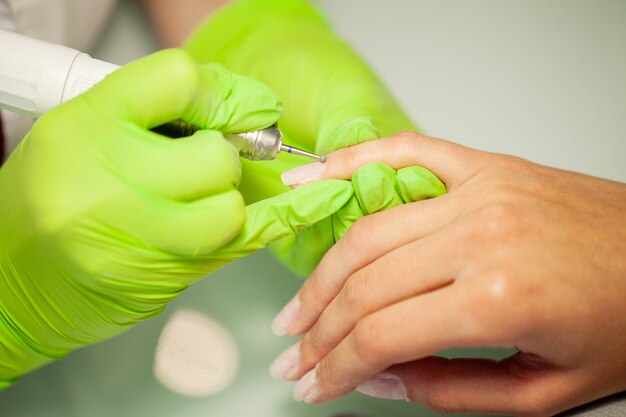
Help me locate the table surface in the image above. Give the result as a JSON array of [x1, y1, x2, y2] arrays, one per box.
[[0, 1, 624, 416]]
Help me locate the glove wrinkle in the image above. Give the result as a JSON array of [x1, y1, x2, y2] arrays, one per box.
[[0, 49, 291, 388], [271, 163, 447, 277]]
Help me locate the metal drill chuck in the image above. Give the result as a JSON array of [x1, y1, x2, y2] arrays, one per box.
[[153, 122, 322, 162], [225, 126, 283, 161]]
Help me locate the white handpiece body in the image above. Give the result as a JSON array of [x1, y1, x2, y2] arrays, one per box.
[[0, 30, 119, 118]]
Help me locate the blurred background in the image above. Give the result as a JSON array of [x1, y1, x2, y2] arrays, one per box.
[[0, 1, 624, 416]]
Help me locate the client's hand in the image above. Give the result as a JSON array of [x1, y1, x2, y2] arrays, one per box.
[[269, 132, 626, 416]]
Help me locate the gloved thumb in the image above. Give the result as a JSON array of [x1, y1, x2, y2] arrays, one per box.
[[209, 180, 354, 260]]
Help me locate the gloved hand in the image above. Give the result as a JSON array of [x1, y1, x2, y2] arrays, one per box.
[[0, 49, 354, 389], [184, 0, 446, 276], [184, 0, 417, 203], [273, 162, 446, 276]]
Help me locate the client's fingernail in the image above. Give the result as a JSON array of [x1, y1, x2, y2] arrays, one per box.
[[293, 368, 318, 403], [269, 343, 301, 380], [272, 296, 301, 336], [356, 373, 407, 401], [281, 162, 325, 186]]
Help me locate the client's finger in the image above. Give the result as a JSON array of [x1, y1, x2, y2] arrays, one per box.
[[281, 132, 481, 190], [357, 355, 578, 416]]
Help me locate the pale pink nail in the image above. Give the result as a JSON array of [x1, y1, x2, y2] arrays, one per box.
[[356, 372, 407, 401], [269, 343, 301, 380], [293, 368, 318, 403], [281, 162, 325, 186], [272, 296, 301, 336]]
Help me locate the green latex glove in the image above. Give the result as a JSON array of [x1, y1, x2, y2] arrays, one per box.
[[271, 162, 447, 276], [184, 0, 417, 203], [184, 0, 446, 276], [0, 48, 354, 389]]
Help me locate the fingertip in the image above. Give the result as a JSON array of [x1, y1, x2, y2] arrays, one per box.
[[356, 372, 408, 401], [269, 342, 301, 380], [190, 130, 242, 187], [271, 295, 301, 337], [211, 180, 353, 257], [293, 368, 319, 403], [183, 190, 246, 256]]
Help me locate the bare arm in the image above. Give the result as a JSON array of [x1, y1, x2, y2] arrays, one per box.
[[140, 0, 233, 47]]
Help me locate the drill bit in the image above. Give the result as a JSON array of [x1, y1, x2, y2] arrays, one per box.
[[280, 144, 326, 162]]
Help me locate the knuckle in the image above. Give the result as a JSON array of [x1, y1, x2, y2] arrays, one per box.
[[340, 272, 370, 311], [484, 267, 519, 301], [300, 326, 328, 360], [473, 203, 524, 242], [514, 391, 560, 417], [479, 273, 518, 327], [337, 144, 365, 172], [351, 318, 387, 365], [392, 131, 462, 156], [475, 272, 539, 341], [388, 131, 426, 155], [483, 272, 517, 306], [422, 384, 465, 414], [393, 130, 425, 146], [503, 357, 567, 417], [495, 154, 531, 171], [419, 369, 469, 414], [298, 279, 323, 312], [315, 355, 339, 389], [426, 395, 461, 415], [341, 215, 374, 247]]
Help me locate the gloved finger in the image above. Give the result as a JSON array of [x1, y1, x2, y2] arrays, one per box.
[[396, 165, 447, 203], [88, 185, 246, 257], [189, 61, 283, 132], [105, 129, 241, 202], [316, 116, 379, 155], [210, 180, 354, 260], [237, 154, 295, 205], [331, 198, 363, 243], [352, 162, 404, 215], [312, 59, 416, 154], [268, 195, 361, 278], [335, 162, 446, 242], [268, 218, 335, 277], [271, 162, 448, 277], [333, 163, 408, 248], [84, 49, 282, 133], [356, 356, 574, 416]]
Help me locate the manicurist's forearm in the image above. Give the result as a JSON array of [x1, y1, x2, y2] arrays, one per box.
[[140, 0, 233, 47]]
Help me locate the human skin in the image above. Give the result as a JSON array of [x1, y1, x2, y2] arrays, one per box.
[[140, 0, 232, 47], [270, 132, 626, 416]]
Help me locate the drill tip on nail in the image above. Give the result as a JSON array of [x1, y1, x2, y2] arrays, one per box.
[[280, 144, 325, 161]]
